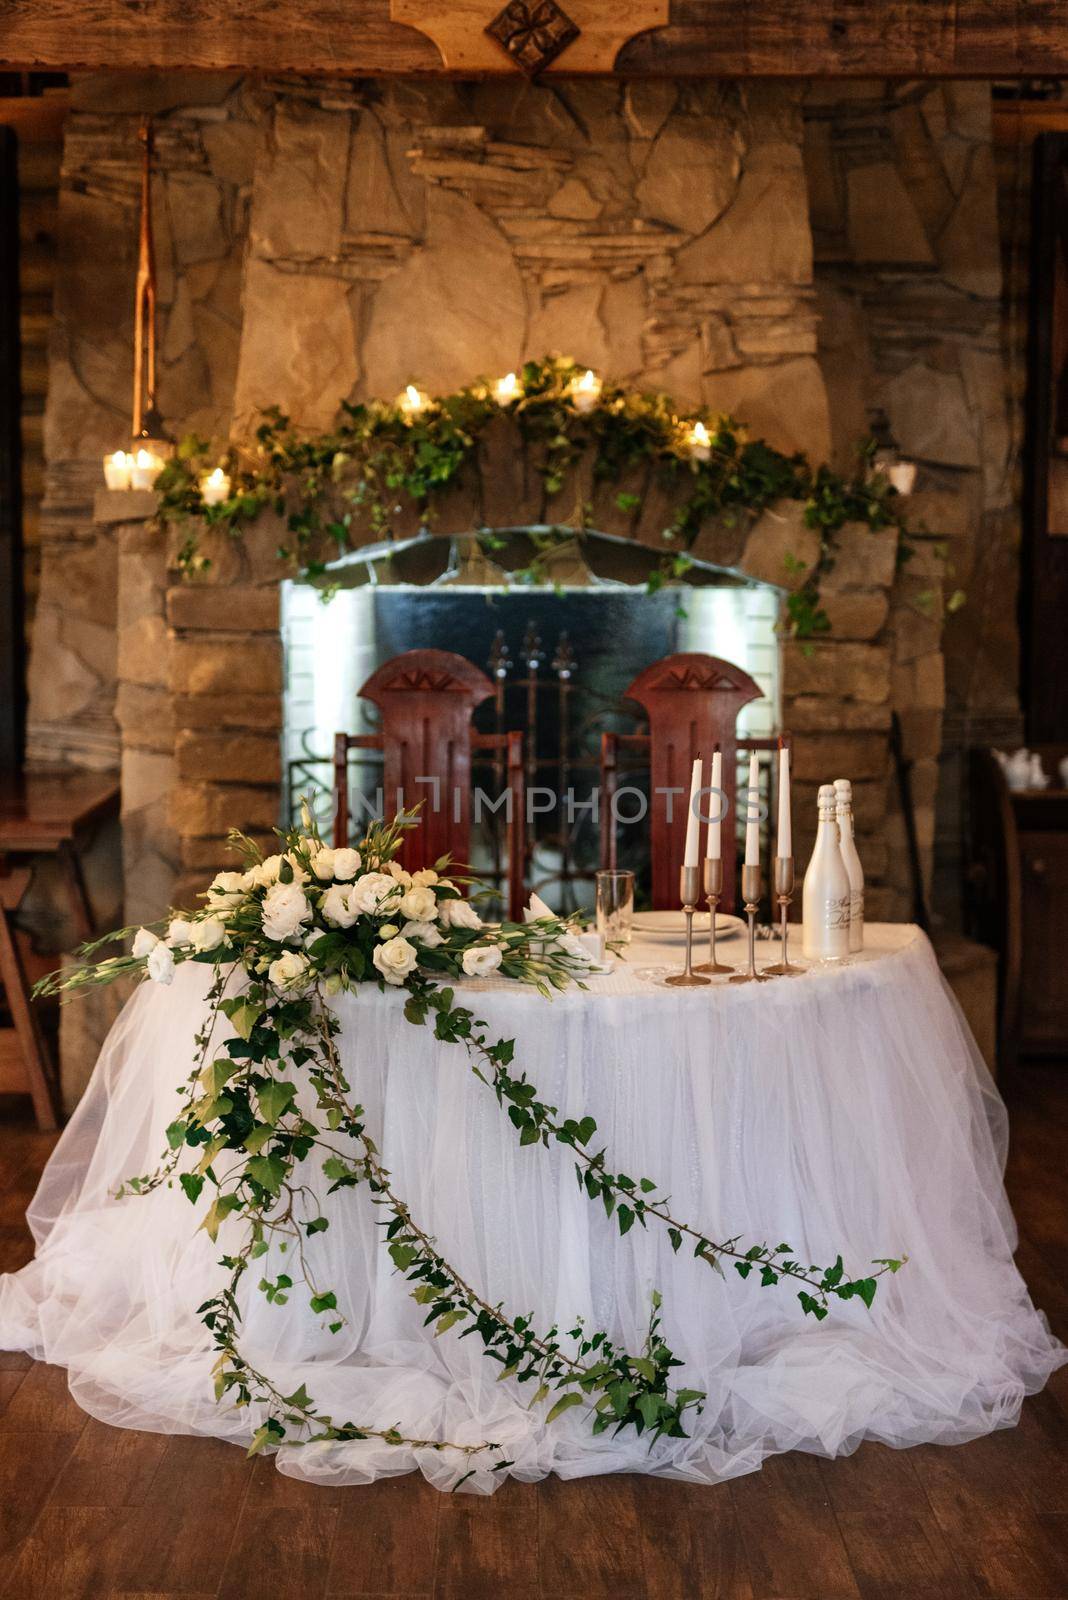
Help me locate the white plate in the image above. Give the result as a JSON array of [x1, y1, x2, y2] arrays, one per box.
[[631, 909, 744, 942]]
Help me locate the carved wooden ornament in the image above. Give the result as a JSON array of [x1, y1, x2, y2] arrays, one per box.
[[389, 0, 669, 74]]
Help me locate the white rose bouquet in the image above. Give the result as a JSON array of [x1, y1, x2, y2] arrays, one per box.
[[49, 807, 593, 1010]]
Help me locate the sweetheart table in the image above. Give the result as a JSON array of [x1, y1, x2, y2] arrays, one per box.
[[0, 923, 1063, 1493]]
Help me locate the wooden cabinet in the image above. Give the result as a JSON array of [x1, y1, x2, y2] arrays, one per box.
[[969, 746, 1068, 1068]]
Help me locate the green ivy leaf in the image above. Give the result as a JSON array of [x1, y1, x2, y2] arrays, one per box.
[[545, 1391, 585, 1425], [179, 1172, 204, 1205], [257, 1080, 297, 1124]]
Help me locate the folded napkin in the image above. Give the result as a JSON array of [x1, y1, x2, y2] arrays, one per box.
[[524, 893, 605, 967], [524, 891, 555, 924]]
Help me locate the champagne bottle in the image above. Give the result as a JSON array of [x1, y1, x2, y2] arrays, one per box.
[[834, 777, 864, 953], [802, 784, 851, 960]]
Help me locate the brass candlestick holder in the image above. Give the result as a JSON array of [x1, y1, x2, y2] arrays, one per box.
[[729, 862, 769, 984], [764, 856, 803, 977], [693, 855, 732, 975], [664, 864, 711, 987]]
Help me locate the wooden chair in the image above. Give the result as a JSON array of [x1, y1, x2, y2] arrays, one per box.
[[0, 866, 59, 1130], [600, 652, 773, 912], [332, 649, 527, 921]]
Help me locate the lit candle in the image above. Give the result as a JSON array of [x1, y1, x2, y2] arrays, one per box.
[[687, 420, 711, 462], [199, 467, 231, 506], [684, 755, 703, 868], [129, 447, 163, 491], [744, 752, 761, 868], [103, 450, 132, 491], [568, 368, 601, 414], [706, 747, 723, 860], [398, 384, 429, 420], [777, 739, 792, 860], [887, 460, 917, 495], [494, 371, 521, 405]]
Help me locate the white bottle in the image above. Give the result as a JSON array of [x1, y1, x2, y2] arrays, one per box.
[[802, 784, 851, 961], [834, 777, 864, 952]]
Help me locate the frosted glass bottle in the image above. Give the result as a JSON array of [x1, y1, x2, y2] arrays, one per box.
[[834, 777, 865, 953], [802, 785, 851, 960]]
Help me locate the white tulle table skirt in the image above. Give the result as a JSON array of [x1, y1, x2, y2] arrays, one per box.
[[0, 923, 1063, 1493]]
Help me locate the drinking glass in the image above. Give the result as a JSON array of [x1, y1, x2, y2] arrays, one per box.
[[596, 869, 634, 946]]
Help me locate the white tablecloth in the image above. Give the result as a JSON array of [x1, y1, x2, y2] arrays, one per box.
[[1, 924, 1064, 1493]]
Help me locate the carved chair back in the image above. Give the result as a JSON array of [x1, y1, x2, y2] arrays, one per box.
[[332, 649, 526, 921], [600, 652, 765, 912]]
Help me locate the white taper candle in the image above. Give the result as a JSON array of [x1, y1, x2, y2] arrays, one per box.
[[744, 752, 760, 867], [706, 748, 723, 860], [684, 756, 702, 868], [777, 740, 792, 860]]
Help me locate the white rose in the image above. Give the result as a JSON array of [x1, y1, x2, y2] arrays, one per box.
[[206, 871, 247, 910], [400, 920, 444, 948], [268, 950, 310, 991], [132, 927, 159, 958], [190, 916, 227, 953], [399, 885, 438, 923], [311, 847, 336, 880], [372, 935, 419, 986], [439, 898, 482, 930], [349, 872, 402, 917], [249, 854, 282, 889], [332, 847, 362, 881], [461, 943, 503, 978], [386, 860, 412, 887], [411, 868, 439, 887], [147, 942, 175, 985], [261, 881, 312, 943], [167, 917, 194, 947], [321, 883, 358, 929]]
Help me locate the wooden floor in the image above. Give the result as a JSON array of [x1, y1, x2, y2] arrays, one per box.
[[0, 1066, 1067, 1600]]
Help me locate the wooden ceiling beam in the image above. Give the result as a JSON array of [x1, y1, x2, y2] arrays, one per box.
[[0, 0, 1066, 78]]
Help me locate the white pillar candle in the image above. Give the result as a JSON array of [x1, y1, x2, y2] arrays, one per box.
[[687, 421, 711, 462], [568, 369, 601, 414], [129, 447, 163, 491], [777, 740, 792, 860], [683, 756, 703, 867], [494, 371, 521, 405], [398, 384, 429, 419], [103, 451, 132, 491], [706, 748, 723, 860], [743, 752, 761, 867], [200, 467, 231, 506]]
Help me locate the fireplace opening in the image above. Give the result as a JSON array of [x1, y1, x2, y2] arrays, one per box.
[[282, 530, 782, 913]]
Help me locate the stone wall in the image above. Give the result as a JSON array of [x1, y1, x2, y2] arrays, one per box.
[[233, 79, 829, 455], [35, 71, 960, 939], [803, 82, 1014, 920], [27, 74, 259, 770]]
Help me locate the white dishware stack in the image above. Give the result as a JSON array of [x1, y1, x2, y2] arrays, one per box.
[[834, 777, 865, 952], [802, 784, 851, 961], [993, 746, 1050, 791]]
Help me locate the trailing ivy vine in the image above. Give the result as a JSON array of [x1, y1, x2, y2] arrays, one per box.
[[153, 355, 917, 638]]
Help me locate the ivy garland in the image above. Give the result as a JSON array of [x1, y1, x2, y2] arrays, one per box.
[[39, 808, 906, 1484], [154, 355, 916, 639]]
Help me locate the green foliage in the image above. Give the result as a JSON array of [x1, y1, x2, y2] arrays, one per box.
[[151, 356, 922, 639]]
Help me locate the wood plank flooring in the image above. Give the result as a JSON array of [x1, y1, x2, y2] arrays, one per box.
[[0, 1062, 1066, 1600]]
